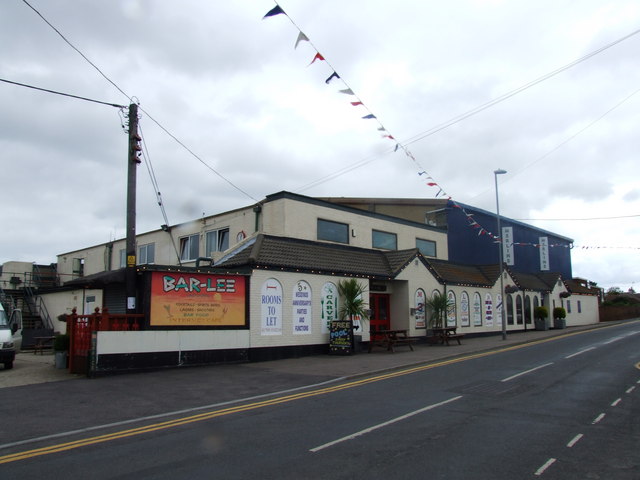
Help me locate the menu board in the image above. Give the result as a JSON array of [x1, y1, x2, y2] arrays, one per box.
[[329, 320, 353, 355]]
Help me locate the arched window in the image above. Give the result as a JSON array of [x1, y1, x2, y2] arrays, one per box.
[[446, 291, 457, 327], [516, 295, 523, 325], [506, 295, 514, 325], [533, 296, 540, 309], [524, 295, 532, 325]]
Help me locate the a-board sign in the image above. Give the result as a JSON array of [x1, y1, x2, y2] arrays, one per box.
[[329, 320, 353, 355]]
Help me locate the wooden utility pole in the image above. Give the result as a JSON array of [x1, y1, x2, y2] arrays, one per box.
[[125, 103, 140, 314]]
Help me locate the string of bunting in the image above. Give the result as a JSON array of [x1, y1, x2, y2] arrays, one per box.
[[262, 4, 638, 252]]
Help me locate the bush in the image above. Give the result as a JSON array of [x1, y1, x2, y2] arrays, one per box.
[[534, 306, 548, 320], [553, 307, 566, 319]]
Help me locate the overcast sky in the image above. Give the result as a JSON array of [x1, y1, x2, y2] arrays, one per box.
[[1, 0, 638, 291]]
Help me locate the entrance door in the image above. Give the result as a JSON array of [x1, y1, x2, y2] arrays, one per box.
[[369, 294, 390, 332]]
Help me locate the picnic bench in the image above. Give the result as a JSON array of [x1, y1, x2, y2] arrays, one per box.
[[33, 336, 55, 354], [368, 329, 414, 353], [432, 327, 464, 346]]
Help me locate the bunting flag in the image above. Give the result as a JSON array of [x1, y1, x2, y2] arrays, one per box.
[[263, 6, 570, 247], [325, 72, 340, 84], [308, 52, 325, 65], [263, 5, 286, 19], [294, 32, 309, 49]]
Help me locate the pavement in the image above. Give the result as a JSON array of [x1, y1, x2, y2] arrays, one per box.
[[0, 321, 633, 390]]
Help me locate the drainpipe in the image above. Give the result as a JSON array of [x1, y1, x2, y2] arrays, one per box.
[[253, 205, 262, 233]]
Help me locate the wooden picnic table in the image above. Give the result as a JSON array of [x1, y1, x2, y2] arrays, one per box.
[[432, 327, 464, 346], [33, 336, 55, 354], [368, 329, 414, 353]]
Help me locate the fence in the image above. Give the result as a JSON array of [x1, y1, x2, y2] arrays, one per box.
[[598, 304, 640, 322], [67, 307, 144, 374]]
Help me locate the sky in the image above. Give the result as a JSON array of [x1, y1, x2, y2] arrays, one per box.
[[1, 0, 638, 292]]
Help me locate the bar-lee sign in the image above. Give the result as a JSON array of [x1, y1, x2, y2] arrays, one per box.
[[150, 272, 246, 326]]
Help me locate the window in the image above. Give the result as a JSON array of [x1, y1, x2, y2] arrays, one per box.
[[516, 295, 523, 324], [566, 300, 572, 313], [578, 301, 582, 313], [416, 238, 436, 257], [179, 234, 200, 261], [524, 295, 532, 324], [72, 258, 84, 277], [506, 295, 514, 325], [317, 219, 349, 244], [119, 249, 126, 268], [138, 243, 155, 265], [372, 230, 397, 250], [206, 228, 230, 255]]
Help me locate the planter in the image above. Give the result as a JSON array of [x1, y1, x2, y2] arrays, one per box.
[[55, 351, 67, 369], [553, 318, 566, 329], [534, 319, 549, 331]]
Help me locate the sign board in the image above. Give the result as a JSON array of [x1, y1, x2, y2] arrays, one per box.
[[150, 272, 246, 326], [539, 236, 550, 271], [329, 320, 353, 355]]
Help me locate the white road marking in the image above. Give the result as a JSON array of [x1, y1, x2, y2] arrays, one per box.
[[501, 363, 554, 382], [535, 458, 557, 476], [565, 347, 596, 359], [567, 433, 584, 448], [611, 398, 622, 407], [592, 413, 606, 424], [309, 396, 463, 452], [626, 386, 635, 394]]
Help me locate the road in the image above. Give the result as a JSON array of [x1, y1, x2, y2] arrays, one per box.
[[1, 323, 638, 479]]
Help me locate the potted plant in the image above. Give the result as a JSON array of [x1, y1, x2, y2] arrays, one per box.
[[533, 306, 549, 331], [338, 279, 368, 353], [425, 292, 453, 343], [53, 333, 70, 369], [553, 306, 567, 329]]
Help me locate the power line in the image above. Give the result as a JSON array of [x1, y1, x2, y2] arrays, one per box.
[[0, 77, 125, 108], [516, 214, 640, 221], [22, 0, 258, 203]]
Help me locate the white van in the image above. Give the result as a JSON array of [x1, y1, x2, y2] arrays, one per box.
[[0, 304, 17, 370]]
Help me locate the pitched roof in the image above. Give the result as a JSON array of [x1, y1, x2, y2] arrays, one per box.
[[564, 278, 600, 296], [425, 259, 499, 287], [214, 234, 423, 279]]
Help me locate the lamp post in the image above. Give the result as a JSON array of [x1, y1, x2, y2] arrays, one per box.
[[494, 169, 507, 340]]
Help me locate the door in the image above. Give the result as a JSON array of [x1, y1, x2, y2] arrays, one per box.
[[369, 294, 391, 332]]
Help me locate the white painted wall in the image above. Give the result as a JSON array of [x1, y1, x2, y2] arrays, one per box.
[[96, 329, 250, 354]]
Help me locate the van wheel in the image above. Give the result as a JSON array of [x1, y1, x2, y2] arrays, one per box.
[[4, 361, 13, 370]]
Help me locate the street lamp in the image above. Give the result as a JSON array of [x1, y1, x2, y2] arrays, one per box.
[[494, 169, 507, 340]]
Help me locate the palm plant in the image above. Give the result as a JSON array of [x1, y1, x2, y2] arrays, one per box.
[[338, 279, 368, 327], [425, 292, 452, 330]]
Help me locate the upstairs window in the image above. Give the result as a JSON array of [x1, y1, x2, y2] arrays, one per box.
[[179, 234, 200, 261], [205, 228, 230, 255], [372, 230, 397, 250], [138, 243, 155, 265], [416, 238, 436, 257], [317, 219, 349, 244]]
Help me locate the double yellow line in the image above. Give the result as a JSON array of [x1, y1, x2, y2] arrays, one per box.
[[0, 323, 630, 464]]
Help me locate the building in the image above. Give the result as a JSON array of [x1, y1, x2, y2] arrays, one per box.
[[1, 191, 598, 373], [319, 197, 574, 278]]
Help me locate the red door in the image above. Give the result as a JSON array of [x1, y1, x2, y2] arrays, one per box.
[[369, 294, 390, 332]]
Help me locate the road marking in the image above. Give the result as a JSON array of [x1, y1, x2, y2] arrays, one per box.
[[535, 458, 557, 476], [565, 347, 596, 359], [309, 396, 463, 453], [501, 363, 554, 382], [611, 398, 622, 407], [0, 323, 631, 465], [626, 386, 635, 394], [592, 413, 606, 424], [567, 433, 584, 448], [603, 336, 625, 345]]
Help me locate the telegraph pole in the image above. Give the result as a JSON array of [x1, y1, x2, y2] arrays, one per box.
[[125, 103, 141, 314]]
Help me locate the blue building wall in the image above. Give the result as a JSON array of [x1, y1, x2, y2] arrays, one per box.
[[446, 201, 573, 278]]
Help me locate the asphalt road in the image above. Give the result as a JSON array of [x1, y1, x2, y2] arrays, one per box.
[[1, 323, 638, 479]]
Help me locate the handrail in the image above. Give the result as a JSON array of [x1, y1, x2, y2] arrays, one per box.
[[24, 287, 53, 330]]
